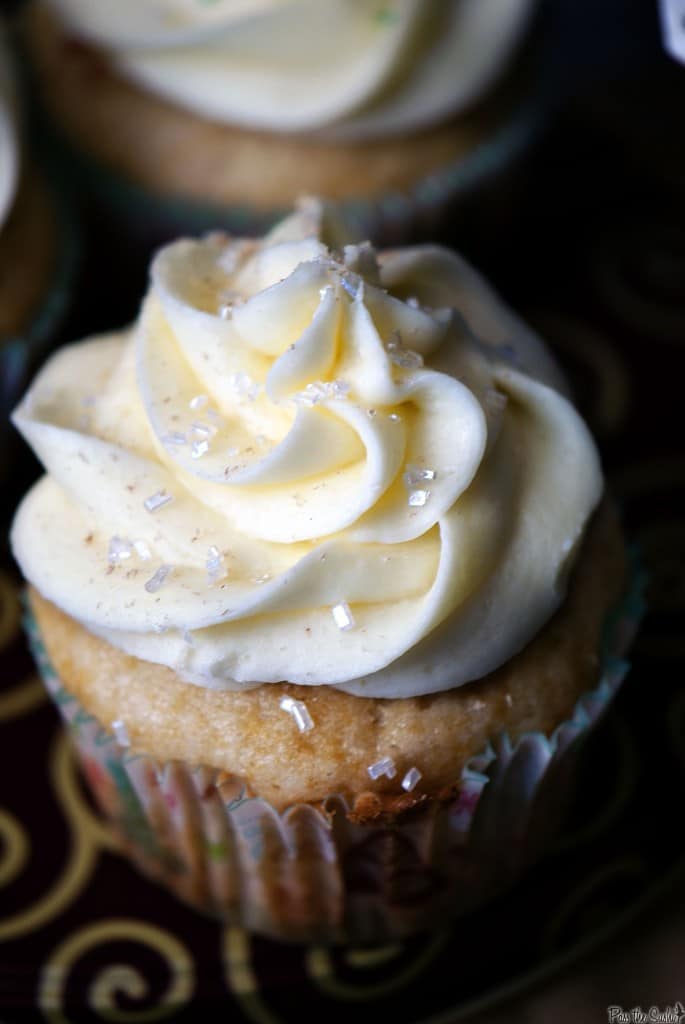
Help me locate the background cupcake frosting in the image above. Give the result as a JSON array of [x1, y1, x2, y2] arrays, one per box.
[[12, 205, 602, 698], [40, 0, 537, 137]]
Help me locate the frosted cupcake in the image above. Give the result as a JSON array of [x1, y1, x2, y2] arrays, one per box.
[[0, 26, 78, 476], [12, 203, 641, 943], [23, 0, 542, 247]]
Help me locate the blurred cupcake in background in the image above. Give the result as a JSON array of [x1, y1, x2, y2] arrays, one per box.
[[0, 24, 78, 480], [22, 0, 545, 256]]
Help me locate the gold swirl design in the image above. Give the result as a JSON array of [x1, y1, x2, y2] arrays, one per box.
[[0, 670, 47, 722], [538, 857, 648, 958], [222, 927, 283, 1024], [0, 571, 47, 723], [0, 569, 21, 649], [38, 918, 194, 1021], [305, 926, 450, 1000], [0, 730, 114, 942], [0, 807, 29, 888]]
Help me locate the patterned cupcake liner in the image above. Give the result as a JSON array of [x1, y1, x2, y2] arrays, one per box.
[[24, 561, 645, 945]]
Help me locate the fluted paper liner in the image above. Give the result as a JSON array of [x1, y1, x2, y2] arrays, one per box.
[[25, 562, 645, 944]]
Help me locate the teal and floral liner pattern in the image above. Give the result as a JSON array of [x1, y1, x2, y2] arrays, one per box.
[[24, 558, 645, 946]]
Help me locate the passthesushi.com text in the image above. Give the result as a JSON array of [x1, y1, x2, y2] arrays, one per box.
[[608, 1005, 685, 1024]]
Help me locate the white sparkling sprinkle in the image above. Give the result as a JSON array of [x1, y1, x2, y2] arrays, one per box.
[[280, 696, 315, 733], [108, 536, 133, 564], [192, 420, 218, 439], [189, 394, 208, 411], [401, 766, 422, 792], [144, 490, 173, 513], [368, 756, 397, 781], [191, 439, 210, 459], [292, 379, 349, 406], [253, 573, 272, 584], [227, 372, 259, 401], [332, 601, 355, 631], [406, 296, 420, 308], [161, 431, 186, 447], [144, 564, 173, 593], [388, 413, 402, 423], [218, 304, 232, 320], [403, 464, 437, 489], [206, 545, 226, 582], [386, 330, 424, 369], [391, 348, 424, 369], [111, 719, 130, 747], [340, 272, 363, 300], [133, 540, 151, 560], [408, 489, 430, 508], [331, 379, 350, 398]]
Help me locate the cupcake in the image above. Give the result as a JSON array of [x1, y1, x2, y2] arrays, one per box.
[[0, 24, 78, 472], [11, 203, 641, 943], [22, 0, 543, 251]]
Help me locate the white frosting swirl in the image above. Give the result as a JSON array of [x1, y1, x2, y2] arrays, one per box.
[[11, 203, 602, 698], [0, 30, 19, 234], [44, 0, 536, 138]]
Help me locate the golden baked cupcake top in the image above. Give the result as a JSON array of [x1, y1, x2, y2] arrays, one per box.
[[12, 201, 602, 698], [39, 0, 536, 137]]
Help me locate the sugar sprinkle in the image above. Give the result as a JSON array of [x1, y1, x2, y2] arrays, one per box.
[[408, 489, 430, 508], [144, 564, 173, 593], [279, 696, 314, 733], [108, 536, 133, 564], [161, 431, 186, 447], [144, 490, 173, 513], [133, 540, 151, 560], [332, 601, 355, 631], [191, 439, 210, 459], [227, 372, 259, 402], [368, 756, 396, 781], [206, 545, 225, 582], [189, 394, 208, 411], [386, 330, 424, 369], [401, 766, 422, 792], [403, 464, 436, 489], [293, 380, 350, 406]]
